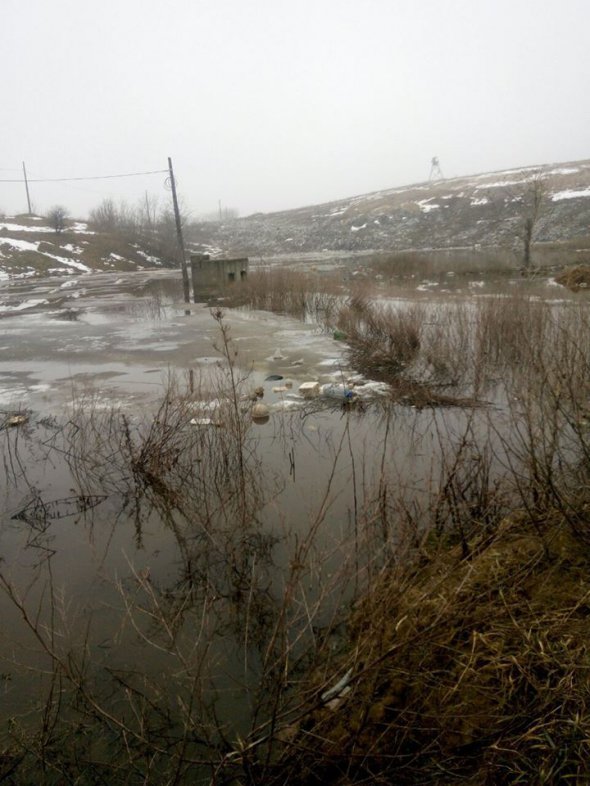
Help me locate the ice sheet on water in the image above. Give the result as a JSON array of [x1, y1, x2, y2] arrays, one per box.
[[0, 298, 49, 313]]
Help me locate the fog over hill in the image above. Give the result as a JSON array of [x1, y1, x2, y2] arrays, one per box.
[[187, 160, 590, 262]]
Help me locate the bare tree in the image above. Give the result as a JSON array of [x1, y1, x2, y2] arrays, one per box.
[[46, 205, 69, 233], [88, 198, 120, 232], [520, 175, 548, 269]]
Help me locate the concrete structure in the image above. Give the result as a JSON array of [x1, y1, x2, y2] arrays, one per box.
[[189, 254, 249, 300]]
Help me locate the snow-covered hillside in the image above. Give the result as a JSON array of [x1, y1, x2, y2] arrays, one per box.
[[186, 159, 590, 259], [0, 216, 171, 279]]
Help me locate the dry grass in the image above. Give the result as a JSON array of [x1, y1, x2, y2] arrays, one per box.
[[276, 514, 590, 785], [555, 265, 590, 292], [224, 267, 342, 323]]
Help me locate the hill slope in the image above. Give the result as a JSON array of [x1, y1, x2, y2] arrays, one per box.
[[188, 160, 590, 260], [0, 216, 171, 279]]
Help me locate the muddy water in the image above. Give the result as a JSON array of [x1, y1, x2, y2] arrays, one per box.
[[0, 267, 581, 759], [0, 271, 355, 412]]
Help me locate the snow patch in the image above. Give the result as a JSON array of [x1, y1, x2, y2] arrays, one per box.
[[0, 222, 53, 233], [42, 253, 91, 272], [0, 237, 40, 252], [416, 199, 440, 213], [136, 249, 162, 265], [475, 179, 525, 189], [70, 222, 95, 234], [552, 187, 590, 202]]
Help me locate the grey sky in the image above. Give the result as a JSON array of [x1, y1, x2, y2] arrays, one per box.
[[2, 0, 589, 219]]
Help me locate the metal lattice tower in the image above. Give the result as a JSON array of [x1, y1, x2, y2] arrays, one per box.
[[429, 156, 444, 181]]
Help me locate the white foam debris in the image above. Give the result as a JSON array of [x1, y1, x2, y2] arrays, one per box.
[[353, 380, 391, 397], [299, 381, 320, 398], [270, 399, 303, 412], [470, 197, 489, 206], [548, 167, 580, 175], [351, 223, 367, 231], [109, 253, 125, 261], [552, 187, 590, 202]]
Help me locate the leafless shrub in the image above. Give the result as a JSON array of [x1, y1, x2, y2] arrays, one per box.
[[337, 298, 423, 379], [46, 205, 69, 233]]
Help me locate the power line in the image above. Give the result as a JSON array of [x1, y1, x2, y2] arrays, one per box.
[[0, 168, 168, 184]]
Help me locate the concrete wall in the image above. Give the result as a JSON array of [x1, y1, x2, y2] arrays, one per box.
[[190, 255, 249, 293]]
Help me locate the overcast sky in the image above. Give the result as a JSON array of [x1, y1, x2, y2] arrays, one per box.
[[2, 0, 589, 220]]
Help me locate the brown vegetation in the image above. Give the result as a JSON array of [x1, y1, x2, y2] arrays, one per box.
[[555, 265, 590, 291]]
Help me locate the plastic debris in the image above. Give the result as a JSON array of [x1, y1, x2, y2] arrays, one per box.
[[270, 399, 303, 412], [299, 381, 320, 398], [190, 417, 220, 427], [321, 668, 353, 710], [265, 374, 283, 381], [251, 402, 270, 422], [353, 381, 391, 398], [320, 383, 356, 400], [13, 494, 107, 523], [5, 414, 29, 428], [272, 385, 289, 393]]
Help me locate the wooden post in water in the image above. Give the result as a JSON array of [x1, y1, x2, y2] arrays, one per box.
[[167, 157, 191, 308]]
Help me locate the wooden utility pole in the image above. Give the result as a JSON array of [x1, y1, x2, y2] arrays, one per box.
[[22, 162, 32, 215], [144, 190, 153, 230], [167, 156, 191, 305]]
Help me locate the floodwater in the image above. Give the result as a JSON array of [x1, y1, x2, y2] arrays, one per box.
[[0, 266, 583, 774]]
